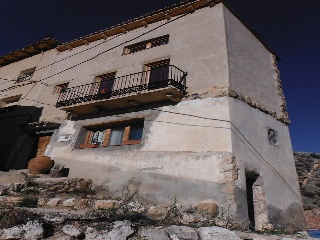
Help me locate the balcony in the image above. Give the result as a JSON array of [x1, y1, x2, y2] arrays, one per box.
[[56, 65, 187, 115]]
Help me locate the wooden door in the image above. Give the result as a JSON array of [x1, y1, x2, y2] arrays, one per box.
[[36, 136, 51, 157]]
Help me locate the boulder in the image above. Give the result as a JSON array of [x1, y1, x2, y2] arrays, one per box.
[[0, 184, 11, 196], [75, 199, 89, 209], [138, 228, 170, 240], [62, 198, 76, 207], [197, 200, 218, 216], [198, 226, 240, 240], [22, 221, 44, 240], [165, 225, 198, 240], [0, 221, 43, 240], [85, 227, 99, 240], [0, 226, 24, 239], [47, 197, 61, 207], [62, 224, 83, 238], [107, 221, 134, 240]]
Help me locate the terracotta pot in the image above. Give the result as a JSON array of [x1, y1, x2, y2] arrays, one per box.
[[28, 156, 54, 174]]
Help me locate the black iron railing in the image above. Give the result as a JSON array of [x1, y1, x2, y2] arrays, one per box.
[[56, 65, 187, 108]]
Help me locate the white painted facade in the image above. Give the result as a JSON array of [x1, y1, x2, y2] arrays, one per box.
[[0, 1, 305, 231]]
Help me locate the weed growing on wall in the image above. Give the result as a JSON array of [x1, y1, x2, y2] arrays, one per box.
[[16, 196, 38, 208]]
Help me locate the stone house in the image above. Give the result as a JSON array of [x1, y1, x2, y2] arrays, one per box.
[[0, 0, 305, 231]]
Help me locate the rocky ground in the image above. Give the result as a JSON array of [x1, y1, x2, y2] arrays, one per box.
[[294, 152, 320, 230], [0, 169, 318, 239]]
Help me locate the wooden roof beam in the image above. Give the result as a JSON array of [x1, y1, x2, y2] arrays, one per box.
[[163, 14, 171, 20], [121, 27, 128, 34], [141, 21, 148, 27], [207, 0, 216, 7], [188, 5, 195, 12]]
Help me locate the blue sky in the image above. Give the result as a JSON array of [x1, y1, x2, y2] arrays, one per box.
[[0, 0, 319, 153]]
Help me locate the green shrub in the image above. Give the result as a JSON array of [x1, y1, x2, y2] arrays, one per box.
[[21, 187, 39, 195], [69, 187, 96, 195], [0, 208, 39, 228], [16, 197, 38, 208]]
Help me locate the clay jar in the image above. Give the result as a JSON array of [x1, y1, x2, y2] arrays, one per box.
[[28, 156, 54, 174]]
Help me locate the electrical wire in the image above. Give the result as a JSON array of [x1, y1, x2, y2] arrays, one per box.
[[9, 0, 217, 107], [150, 108, 302, 200], [0, 0, 210, 84], [0, 0, 213, 98]]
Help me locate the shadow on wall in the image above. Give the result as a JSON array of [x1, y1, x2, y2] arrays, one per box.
[[0, 105, 43, 171], [268, 202, 307, 233]]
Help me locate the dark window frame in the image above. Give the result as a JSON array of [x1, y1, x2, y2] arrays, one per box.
[[267, 128, 279, 146], [79, 119, 144, 149], [123, 35, 169, 55], [54, 82, 69, 94], [94, 72, 117, 94], [16, 68, 36, 84]]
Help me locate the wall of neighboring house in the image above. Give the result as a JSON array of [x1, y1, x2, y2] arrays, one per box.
[[229, 98, 305, 231], [0, 50, 57, 170]]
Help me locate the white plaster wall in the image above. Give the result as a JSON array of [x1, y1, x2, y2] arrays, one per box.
[[45, 97, 233, 204], [49, 150, 232, 204], [37, 4, 229, 121], [223, 6, 283, 115], [141, 97, 231, 152], [229, 98, 302, 213]]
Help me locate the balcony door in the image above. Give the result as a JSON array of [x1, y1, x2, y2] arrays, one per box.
[[145, 59, 170, 89], [95, 72, 116, 95]]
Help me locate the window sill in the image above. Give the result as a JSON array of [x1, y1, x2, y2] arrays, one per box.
[[79, 144, 99, 149], [79, 140, 141, 149], [122, 140, 141, 145]]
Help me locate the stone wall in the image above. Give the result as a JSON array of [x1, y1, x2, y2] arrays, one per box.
[[294, 152, 320, 210]]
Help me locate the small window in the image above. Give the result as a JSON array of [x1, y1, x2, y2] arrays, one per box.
[[123, 35, 169, 55], [16, 68, 36, 83], [268, 128, 278, 146], [54, 82, 69, 94], [80, 119, 144, 149], [0, 95, 21, 108]]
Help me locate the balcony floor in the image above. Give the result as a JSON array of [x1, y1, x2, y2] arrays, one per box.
[[59, 86, 184, 115]]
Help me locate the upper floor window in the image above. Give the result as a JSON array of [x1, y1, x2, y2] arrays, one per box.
[[0, 95, 21, 108], [16, 68, 36, 83], [80, 119, 144, 149], [54, 82, 69, 94], [123, 35, 169, 55]]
